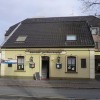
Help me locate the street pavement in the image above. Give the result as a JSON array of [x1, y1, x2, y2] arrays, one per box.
[[0, 86, 100, 99], [0, 78, 100, 88], [0, 78, 100, 100]]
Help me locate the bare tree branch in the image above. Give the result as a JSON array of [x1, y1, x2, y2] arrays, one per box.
[[79, 0, 100, 15], [92, 3, 100, 4]]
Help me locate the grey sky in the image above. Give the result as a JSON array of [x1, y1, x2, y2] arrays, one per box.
[[0, 0, 84, 45]]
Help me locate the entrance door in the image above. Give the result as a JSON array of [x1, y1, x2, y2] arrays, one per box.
[[95, 55, 100, 80], [95, 55, 100, 74], [42, 56, 49, 79]]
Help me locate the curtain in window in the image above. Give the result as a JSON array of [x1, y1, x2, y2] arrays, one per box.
[[67, 56, 76, 72], [17, 56, 24, 70]]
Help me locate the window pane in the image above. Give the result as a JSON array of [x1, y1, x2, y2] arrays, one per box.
[[67, 56, 76, 72], [18, 58, 24, 64], [18, 58, 21, 63], [72, 58, 75, 65], [17, 56, 24, 64], [17, 56, 24, 70], [8, 63, 12, 67], [81, 59, 86, 68], [16, 36, 27, 42], [72, 66, 75, 71], [91, 27, 99, 35], [68, 58, 71, 64], [92, 28, 97, 34], [66, 35, 76, 40]]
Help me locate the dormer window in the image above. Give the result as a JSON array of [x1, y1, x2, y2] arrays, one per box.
[[16, 35, 27, 42], [66, 35, 76, 40], [91, 27, 99, 35]]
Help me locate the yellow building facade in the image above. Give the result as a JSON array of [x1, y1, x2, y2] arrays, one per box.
[[1, 48, 95, 79]]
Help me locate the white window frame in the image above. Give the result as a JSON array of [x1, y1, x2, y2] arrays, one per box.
[[91, 27, 99, 35], [14, 55, 26, 71], [66, 55, 78, 72], [17, 56, 24, 70]]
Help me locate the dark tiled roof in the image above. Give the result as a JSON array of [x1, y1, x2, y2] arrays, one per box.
[[5, 23, 19, 36], [22, 16, 100, 26], [2, 17, 94, 48], [5, 16, 100, 37]]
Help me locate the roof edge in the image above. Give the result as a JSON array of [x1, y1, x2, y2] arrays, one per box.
[[1, 23, 22, 47]]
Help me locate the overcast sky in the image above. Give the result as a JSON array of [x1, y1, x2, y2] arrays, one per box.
[[0, 0, 87, 45]]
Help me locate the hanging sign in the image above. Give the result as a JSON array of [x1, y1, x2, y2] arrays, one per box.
[[1, 59, 17, 64]]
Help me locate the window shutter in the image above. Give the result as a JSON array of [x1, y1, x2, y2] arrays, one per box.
[[81, 59, 86, 68]]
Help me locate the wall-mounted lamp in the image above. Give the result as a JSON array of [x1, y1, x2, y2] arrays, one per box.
[[56, 56, 62, 69], [29, 56, 33, 62], [57, 56, 60, 63], [29, 56, 35, 68]]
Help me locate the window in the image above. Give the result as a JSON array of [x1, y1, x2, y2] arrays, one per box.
[[81, 59, 86, 68], [8, 63, 12, 67], [17, 56, 24, 70], [67, 56, 76, 72], [16, 36, 27, 42], [91, 27, 99, 35], [66, 35, 76, 40]]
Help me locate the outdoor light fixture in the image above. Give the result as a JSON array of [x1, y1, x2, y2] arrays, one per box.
[[57, 56, 60, 63], [29, 56, 35, 68], [56, 56, 62, 69], [29, 56, 33, 62]]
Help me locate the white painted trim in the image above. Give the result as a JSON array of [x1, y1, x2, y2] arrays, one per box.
[[1, 51, 5, 76], [65, 56, 67, 72], [90, 50, 95, 79], [1, 23, 21, 46], [39, 56, 42, 80]]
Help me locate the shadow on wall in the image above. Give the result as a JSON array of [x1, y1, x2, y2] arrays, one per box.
[[95, 74, 100, 81], [0, 63, 1, 77]]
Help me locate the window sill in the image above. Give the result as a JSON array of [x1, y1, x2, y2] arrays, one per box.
[[14, 70, 26, 72], [65, 71, 78, 74]]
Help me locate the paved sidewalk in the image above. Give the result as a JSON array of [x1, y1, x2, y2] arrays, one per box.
[[0, 78, 100, 89]]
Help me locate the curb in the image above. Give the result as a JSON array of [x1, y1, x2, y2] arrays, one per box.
[[0, 95, 86, 100], [0, 84, 100, 89]]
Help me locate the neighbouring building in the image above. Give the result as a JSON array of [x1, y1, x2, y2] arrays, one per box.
[[0, 47, 1, 64], [0, 47, 1, 76], [67, 15, 100, 75], [1, 17, 95, 79]]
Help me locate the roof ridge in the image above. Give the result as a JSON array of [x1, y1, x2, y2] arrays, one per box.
[[27, 15, 95, 19]]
